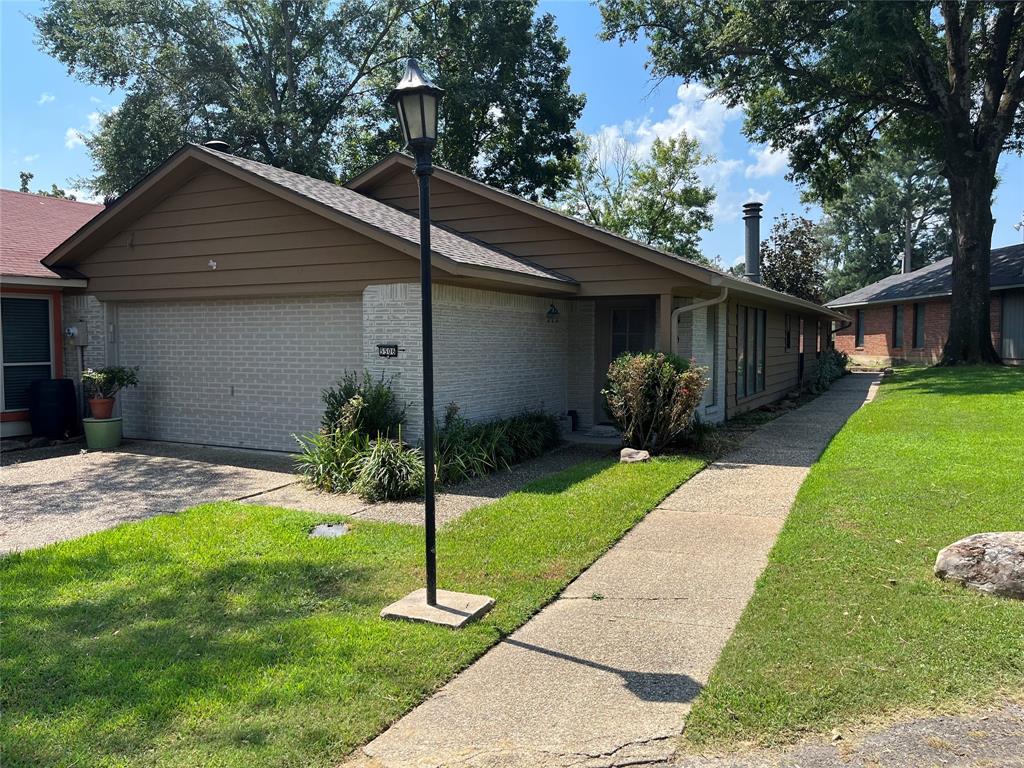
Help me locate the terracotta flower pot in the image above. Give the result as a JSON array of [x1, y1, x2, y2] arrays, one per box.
[[88, 398, 115, 419]]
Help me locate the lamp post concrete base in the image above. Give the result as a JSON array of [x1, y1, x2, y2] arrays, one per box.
[[381, 588, 494, 629]]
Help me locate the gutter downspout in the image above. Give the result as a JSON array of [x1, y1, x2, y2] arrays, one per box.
[[669, 286, 729, 356]]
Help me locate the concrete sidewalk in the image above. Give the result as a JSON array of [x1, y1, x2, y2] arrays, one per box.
[[353, 374, 881, 768]]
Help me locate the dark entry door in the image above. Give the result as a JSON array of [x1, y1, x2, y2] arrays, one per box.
[[593, 298, 656, 422]]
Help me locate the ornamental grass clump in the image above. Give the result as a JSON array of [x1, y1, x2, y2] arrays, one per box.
[[602, 352, 708, 453], [434, 405, 561, 485]]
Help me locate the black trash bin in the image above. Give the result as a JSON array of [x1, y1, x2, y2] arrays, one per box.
[[29, 378, 79, 439]]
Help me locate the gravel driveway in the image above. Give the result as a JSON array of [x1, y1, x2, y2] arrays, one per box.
[[0, 441, 302, 554]]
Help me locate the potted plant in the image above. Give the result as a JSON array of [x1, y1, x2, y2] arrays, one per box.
[[81, 366, 139, 450]]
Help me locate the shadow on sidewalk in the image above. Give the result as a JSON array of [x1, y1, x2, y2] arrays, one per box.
[[504, 637, 703, 704]]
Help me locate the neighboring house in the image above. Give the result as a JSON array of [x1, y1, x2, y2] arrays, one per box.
[[829, 244, 1024, 366], [40, 143, 843, 452], [0, 191, 102, 437]]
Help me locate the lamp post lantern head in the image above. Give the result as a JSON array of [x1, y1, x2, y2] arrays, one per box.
[[388, 58, 444, 151]]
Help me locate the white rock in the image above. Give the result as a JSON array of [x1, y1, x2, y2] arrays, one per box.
[[620, 448, 651, 464], [934, 532, 1024, 599]]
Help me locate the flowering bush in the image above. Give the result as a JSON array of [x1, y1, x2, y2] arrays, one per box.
[[602, 352, 708, 453]]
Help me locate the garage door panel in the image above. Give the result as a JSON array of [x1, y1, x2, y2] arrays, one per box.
[[116, 296, 361, 451]]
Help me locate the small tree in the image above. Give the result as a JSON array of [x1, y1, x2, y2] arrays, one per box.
[[759, 215, 827, 304]]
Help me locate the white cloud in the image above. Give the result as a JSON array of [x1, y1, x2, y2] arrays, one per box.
[[745, 145, 789, 179], [22, 154, 40, 164], [63, 188, 105, 204], [64, 128, 85, 149], [64, 111, 103, 150], [745, 187, 772, 204], [89, 96, 103, 104], [590, 83, 742, 161], [37, 92, 55, 105]]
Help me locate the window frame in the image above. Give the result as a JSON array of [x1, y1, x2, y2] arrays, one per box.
[[705, 304, 718, 407], [736, 304, 767, 400], [855, 308, 865, 348], [1, 294, 56, 413], [892, 304, 904, 348], [912, 302, 925, 348], [784, 313, 792, 351]]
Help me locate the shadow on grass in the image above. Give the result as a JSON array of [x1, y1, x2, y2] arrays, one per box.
[[891, 365, 1024, 397], [1, 549, 387, 766]]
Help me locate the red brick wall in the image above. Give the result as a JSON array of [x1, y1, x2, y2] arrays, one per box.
[[835, 296, 1003, 365]]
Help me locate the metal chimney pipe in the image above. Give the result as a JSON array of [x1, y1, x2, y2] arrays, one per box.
[[743, 202, 763, 284]]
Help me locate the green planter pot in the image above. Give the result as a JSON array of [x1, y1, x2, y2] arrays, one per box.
[[83, 417, 123, 450]]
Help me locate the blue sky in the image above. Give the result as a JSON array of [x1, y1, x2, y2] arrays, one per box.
[[2, 0, 1021, 268]]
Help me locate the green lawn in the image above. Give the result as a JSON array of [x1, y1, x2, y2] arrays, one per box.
[[685, 366, 1024, 747], [1, 455, 702, 768]]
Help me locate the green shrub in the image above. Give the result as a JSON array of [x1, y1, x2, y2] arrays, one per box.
[[602, 352, 709, 453], [82, 366, 139, 399], [435, 405, 561, 486], [809, 348, 850, 394], [294, 429, 368, 493], [321, 371, 406, 438]]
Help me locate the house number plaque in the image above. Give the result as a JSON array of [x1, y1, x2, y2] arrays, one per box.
[[377, 344, 399, 358]]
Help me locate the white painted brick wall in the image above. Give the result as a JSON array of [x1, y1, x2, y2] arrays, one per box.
[[566, 300, 596, 429], [115, 296, 362, 451], [362, 283, 570, 440]]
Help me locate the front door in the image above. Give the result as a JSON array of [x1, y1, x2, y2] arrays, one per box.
[[593, 298, 656, 422]]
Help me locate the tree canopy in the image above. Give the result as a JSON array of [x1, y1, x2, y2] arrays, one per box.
[[35, 0, 584, 199], [759, 214, 827, 304], [18, 171, 77, 200], [557, 132, 716, 263], [600, 0, 1024, 363], [819, 141, 950, 300]]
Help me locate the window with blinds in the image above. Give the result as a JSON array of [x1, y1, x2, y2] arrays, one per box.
[[1, 296, 54, 411], [737, 305, 767, 399]]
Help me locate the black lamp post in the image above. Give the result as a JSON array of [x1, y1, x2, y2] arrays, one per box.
[[388, 59, 444, 607]]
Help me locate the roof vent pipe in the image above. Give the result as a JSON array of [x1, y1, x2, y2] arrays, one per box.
[[743, 202, 763, 284], [203, 140, 232, 153]]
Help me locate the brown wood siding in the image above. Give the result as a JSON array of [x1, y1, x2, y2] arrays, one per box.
[[361, 169, 700, 296], [726, 299, 825, 417], [77, 168, 426, 300]]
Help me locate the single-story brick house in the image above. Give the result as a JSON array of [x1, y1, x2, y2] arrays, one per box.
[[0, 190, 102, 437], [828, 244, 1024, 366], [39, 143, 843, 451]]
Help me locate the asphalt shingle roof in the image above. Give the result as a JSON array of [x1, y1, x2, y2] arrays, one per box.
[[1, 190, 102, 278], [827, 243, 1024, 307], [193, 144, 574, 285]]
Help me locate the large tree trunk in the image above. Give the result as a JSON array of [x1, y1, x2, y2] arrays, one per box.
[[940, 164, 1002, 365]]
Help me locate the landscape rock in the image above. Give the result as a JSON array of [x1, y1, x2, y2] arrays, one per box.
[[934, 532, 1024, 599], [619, 447, 651, 464], [310, 522, 350, 539]]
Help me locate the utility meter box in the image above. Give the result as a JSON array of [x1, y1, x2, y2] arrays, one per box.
[[64, 321, 89, 346]]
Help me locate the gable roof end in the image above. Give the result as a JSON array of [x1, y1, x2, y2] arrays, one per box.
[[347, 152, 847, 320], [43, 144, 577, 293]]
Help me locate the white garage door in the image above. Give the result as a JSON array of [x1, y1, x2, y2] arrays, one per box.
[[116, 296, 362, 451]]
